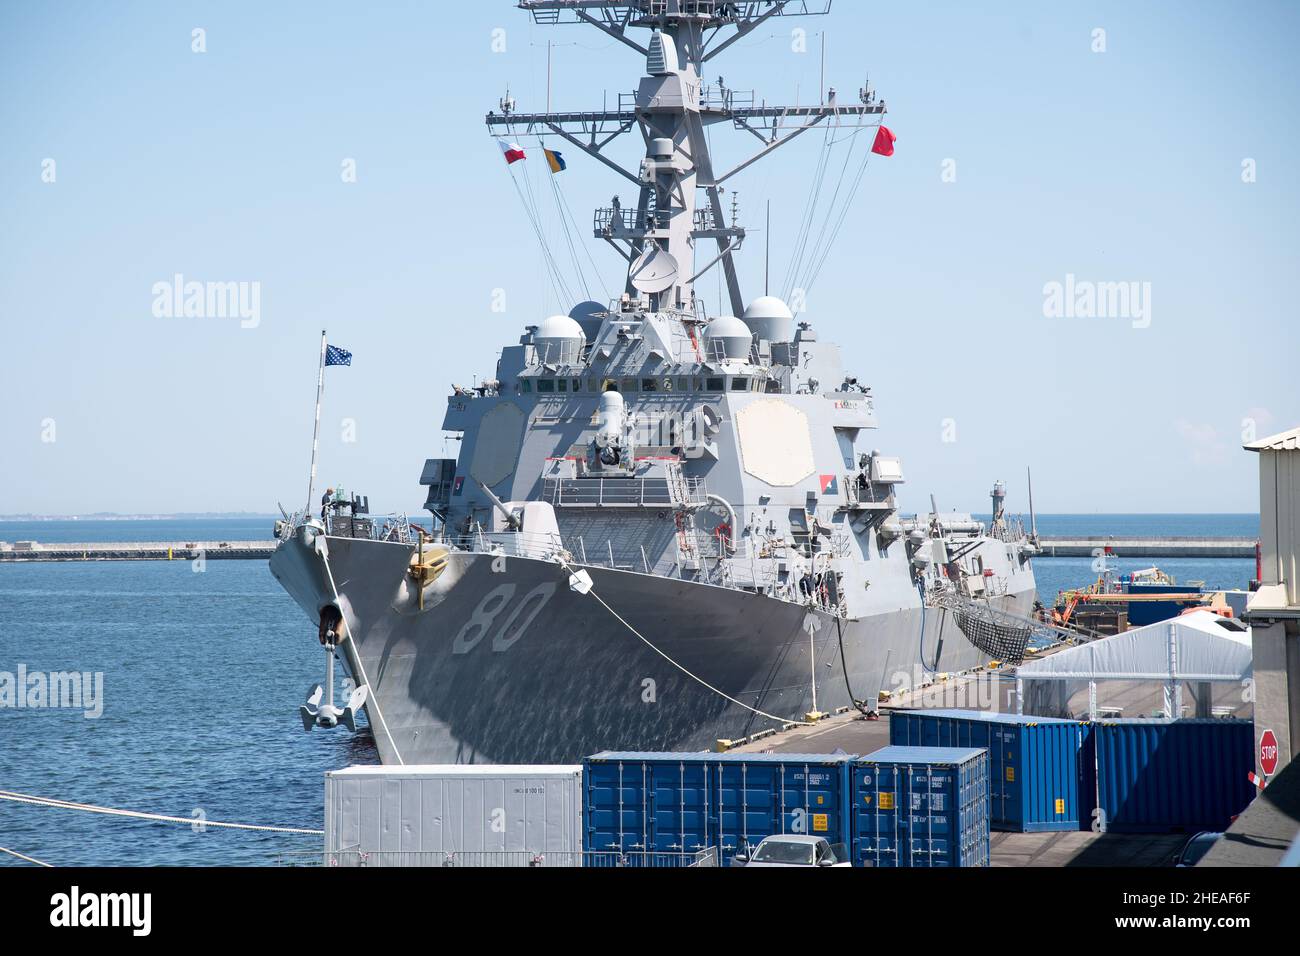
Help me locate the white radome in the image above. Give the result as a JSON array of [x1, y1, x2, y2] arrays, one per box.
[[534, 314, 585, 364], [742, 295, 795, 343], [703, 314, 753, 360]]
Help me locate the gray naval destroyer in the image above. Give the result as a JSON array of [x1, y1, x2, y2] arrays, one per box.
[[271, 0, 1042, 765]]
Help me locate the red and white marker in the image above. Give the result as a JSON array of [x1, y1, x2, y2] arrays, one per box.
[[1260, 728, 1280, 777]]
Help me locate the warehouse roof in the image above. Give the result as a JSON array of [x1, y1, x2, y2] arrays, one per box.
[[1016, 610, 1251, 682], [1244, 425, 1300, 452]]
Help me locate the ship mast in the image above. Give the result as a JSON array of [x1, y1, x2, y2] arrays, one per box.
[[486, 0, 887, 316]]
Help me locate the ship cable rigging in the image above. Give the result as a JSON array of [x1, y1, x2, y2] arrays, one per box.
[[557, 557, 811, 727], [782, 120, 883, 302], [782, 121, 835, 303], [501, 144, 577, 310], [536, 134, 610, 303]]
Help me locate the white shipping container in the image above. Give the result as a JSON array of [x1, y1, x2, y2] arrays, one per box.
[[324, 765, 583, 866]]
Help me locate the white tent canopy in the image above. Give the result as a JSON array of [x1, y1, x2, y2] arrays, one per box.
[[1016, 610, 1253, 719]]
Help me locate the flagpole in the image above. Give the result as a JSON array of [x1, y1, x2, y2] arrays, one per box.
[[305, 330, 327, 521]]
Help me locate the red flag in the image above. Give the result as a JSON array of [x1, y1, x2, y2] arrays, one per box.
[[497, 140, 526, 165], [871, 125, 896, 157]]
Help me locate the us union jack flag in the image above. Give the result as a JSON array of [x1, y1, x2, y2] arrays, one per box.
[[325, 344, 352, 366]]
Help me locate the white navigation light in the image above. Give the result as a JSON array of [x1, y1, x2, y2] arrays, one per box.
[[742, 295, 795, 344], [703, 314, 753, 361], [535, 314, 585, 364]]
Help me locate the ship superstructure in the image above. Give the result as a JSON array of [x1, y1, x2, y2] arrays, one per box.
[[271, 1, 1042, 765]]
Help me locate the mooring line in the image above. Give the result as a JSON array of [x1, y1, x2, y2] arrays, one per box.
[[0, 790, 322, 835], [0, 845, 53, 867], [561, 558, 810, 727]]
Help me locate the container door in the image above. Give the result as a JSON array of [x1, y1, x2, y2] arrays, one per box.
[[649, 761, 710, 854], [584, 761, 650, 853]]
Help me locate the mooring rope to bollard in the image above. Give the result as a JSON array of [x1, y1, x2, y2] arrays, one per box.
[[0, 789, 322, 835]]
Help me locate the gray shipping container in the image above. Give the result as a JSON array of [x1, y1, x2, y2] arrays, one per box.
[[325, 765, 583, 866]]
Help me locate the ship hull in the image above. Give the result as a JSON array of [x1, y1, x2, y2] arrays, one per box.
[[271, 527, 1036, 764]]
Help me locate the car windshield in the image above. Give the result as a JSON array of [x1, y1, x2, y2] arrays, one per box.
[[752, 840, 814, 865]]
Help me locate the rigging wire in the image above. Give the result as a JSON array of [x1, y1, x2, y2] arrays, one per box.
[[782, 121, 835, 301], [803, 142, 875, 294], [552, 159, 609, 301], [793, 124, 864, 294], [507, 158, 573, 309], [537, 134, 595, 302]]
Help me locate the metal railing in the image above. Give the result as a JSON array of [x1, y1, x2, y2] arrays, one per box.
[[444, 530, 570, 562], [296, 848, 717, 868], [546, 475, 707, 508], [324, 511, 417, 544]]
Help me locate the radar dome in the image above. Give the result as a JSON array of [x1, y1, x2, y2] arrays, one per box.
[[568, 300, 606, 343], [534, 314, 585, 365], [742, 295, 794, 343], [703, 314, 753, 361]]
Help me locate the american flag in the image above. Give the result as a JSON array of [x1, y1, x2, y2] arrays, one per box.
[[325, 344, 352, 367]]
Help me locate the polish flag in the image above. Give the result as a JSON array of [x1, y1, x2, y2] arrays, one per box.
[[498, 140, 526, 165], [871, 125, 896, 157]]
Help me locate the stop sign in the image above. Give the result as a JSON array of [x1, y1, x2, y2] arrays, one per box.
[[1260, 729, 1280, 776]]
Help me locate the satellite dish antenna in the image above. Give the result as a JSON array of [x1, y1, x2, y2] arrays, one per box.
[[628, 244, 679, 294]]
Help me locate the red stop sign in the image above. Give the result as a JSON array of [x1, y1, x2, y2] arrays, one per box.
[[1260, 729, 1280, 776]]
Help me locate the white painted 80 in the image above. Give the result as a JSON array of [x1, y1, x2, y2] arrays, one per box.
[[452, 582, 558, 654]]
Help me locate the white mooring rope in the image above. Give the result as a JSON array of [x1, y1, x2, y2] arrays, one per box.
[[560, 558, 810, 727], [0, 845, 53, 867], [0, 790, 322, 835]]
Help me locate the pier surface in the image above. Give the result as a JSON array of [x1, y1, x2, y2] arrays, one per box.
[[0, 541, 278, 561], [1037, 536, 1254, 558]]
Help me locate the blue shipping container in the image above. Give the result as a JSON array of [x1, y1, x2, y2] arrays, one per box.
[[1093, 719, 1255, 833], [889, 709, 1092, 832], [853, 746, 990, 867], [584, 752, 855, 865]]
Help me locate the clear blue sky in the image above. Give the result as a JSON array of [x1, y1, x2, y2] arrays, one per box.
[[1, 1, 1295, 516]]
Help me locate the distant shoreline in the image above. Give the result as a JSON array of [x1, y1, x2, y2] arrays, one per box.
[[0, 512, 1260, 521], [0, 514, 278, 521]]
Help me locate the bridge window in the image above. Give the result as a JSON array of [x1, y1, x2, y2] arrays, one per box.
[[521, 379, 532, 393], [706, 377, 725, 392], [641, 378, 657, 392], [556, 378, 567, 392], [730, 376, 748, 391], [537, 379, 555, 393]]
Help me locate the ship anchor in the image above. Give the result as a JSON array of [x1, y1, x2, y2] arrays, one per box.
[[299, 641, 368, 732]]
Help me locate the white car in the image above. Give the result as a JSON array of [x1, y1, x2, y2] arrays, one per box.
[[734, 835, 851, 867]]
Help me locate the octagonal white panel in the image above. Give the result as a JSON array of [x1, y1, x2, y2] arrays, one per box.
[[736, 399, 815, 487]]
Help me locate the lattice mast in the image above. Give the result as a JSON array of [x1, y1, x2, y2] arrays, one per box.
[[486, 1, 886, 315]]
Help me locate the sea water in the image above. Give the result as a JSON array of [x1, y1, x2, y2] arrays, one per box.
[[0, 515, 1258, 865]]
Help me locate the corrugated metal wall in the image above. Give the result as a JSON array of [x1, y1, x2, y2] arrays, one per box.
[[1093, 720, 1255, 833], [852, 747, 990, 867]]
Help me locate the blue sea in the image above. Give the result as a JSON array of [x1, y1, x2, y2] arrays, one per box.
[[0, 515, 1258, 866]]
